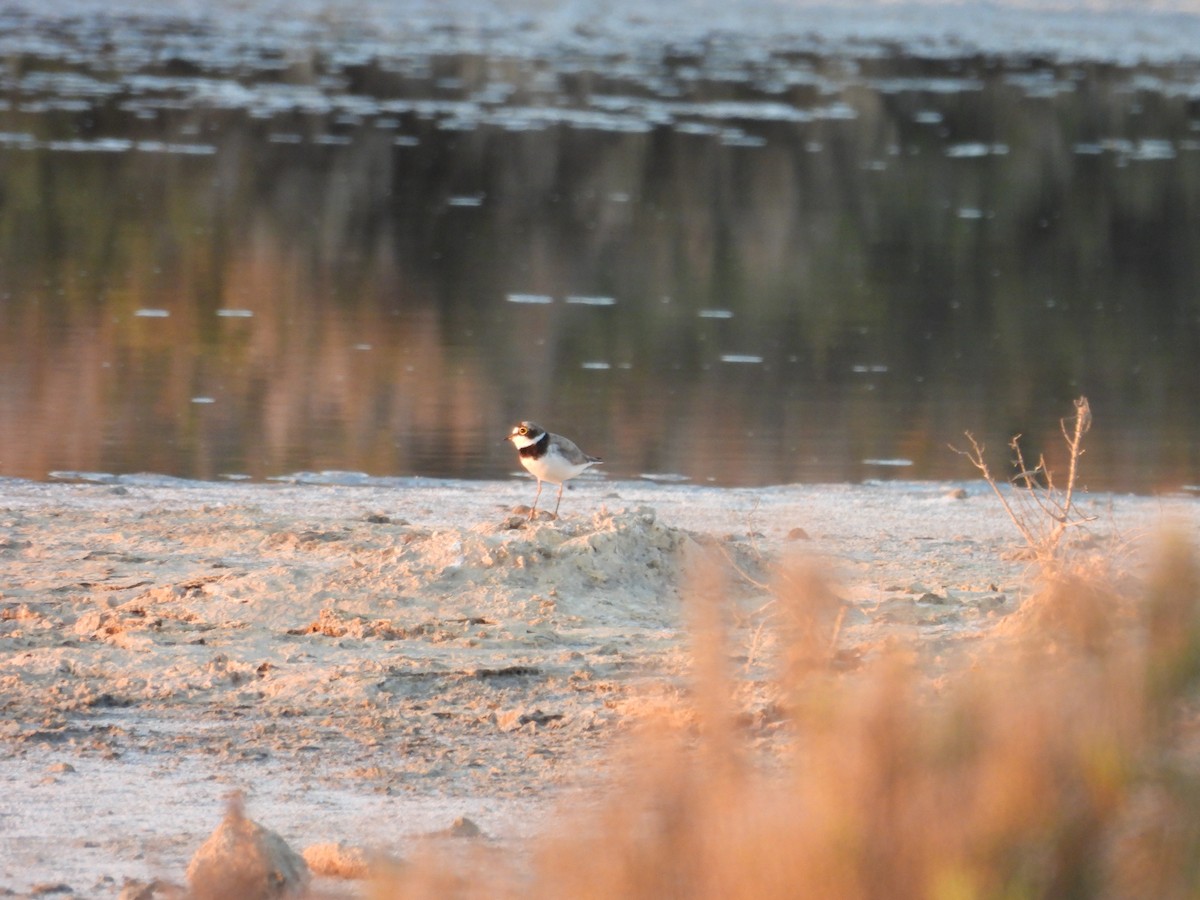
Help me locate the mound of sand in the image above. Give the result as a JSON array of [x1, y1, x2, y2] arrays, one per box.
[[187, 797, 309, 900]]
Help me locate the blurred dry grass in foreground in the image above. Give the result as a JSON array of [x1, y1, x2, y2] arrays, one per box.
[[370, 535, 1200, 900]]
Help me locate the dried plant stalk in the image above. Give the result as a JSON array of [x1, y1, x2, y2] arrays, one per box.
[[950, 396, 1096, 564]]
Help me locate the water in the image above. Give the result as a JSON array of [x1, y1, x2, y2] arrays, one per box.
[[2, 1, 1199, 491]]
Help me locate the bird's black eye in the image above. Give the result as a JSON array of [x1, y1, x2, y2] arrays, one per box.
[[519, 426, 528, 435]]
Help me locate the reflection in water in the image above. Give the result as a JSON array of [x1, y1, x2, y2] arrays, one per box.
[[1, 7, 1199, 491]]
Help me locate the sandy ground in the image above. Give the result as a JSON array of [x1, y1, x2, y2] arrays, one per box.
[[1, 474, 1198, 896]]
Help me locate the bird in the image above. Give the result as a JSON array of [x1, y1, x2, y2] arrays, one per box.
[[505, 420, 602, 519]]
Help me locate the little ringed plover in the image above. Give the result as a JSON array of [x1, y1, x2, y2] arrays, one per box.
[[506, 421, 602, 519]]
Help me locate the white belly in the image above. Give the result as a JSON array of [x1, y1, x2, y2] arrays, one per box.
[[522, 449, 592, 485]]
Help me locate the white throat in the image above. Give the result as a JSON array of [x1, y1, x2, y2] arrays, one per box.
[[510, 432, 540, 449]]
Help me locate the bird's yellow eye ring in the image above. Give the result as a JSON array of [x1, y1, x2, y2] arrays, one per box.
[[519, 427, 528, 435]]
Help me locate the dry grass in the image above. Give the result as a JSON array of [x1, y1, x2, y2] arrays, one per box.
[[366, 532, 1200, 900]]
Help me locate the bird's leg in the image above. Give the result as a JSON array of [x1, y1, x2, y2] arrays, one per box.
[[553, 482, 564, 518], [529, 480, 543, 520]]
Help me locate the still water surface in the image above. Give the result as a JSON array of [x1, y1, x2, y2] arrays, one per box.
[[2, 2, 1199, 491]]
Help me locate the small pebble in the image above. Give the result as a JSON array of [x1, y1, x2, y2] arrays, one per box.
[[448, 816, 482, 838]]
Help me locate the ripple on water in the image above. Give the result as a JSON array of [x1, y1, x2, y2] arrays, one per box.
[[135, 141, 217, 155], [0, 132, 36, 148], [46, 138, 133, 153], [945, 142, 1010, 158], [639, 473, 691, 483], [1127, 140, 1176, 161], [48, 471, 119, 484], [0, 134, 215, 154], [721, 130, 767, 147]]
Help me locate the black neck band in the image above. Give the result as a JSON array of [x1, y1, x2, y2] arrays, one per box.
[[519, 432, 549, 459]]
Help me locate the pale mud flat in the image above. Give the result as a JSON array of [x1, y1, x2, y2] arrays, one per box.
[[1, 475, 1197, 897]]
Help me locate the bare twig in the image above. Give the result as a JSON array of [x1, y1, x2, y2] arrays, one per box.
[[1059, 396, 1091, 520], [950, 432, 1041, 551], [826, 605, 847, 659], [744, 616, 770, 672], [713, 541, 771, 593], [950, 397, 1097, 565]]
